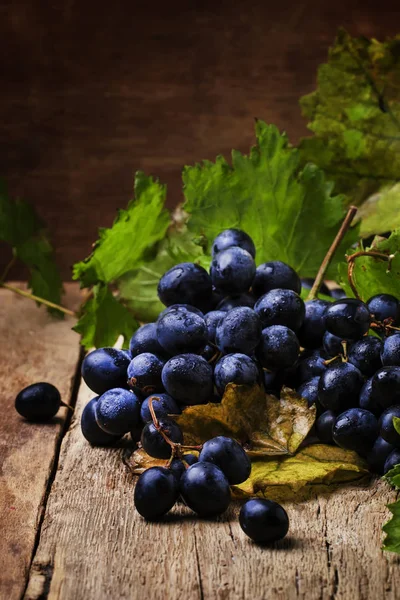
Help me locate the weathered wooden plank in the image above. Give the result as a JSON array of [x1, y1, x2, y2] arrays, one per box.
[[25, 376, 400, 600], [0, 283, 82, 600]]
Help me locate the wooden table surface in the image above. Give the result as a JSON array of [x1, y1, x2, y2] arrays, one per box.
[[1, 283, 400, 600]]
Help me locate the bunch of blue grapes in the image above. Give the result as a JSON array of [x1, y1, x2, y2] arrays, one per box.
[[16, 228, 400, 542]]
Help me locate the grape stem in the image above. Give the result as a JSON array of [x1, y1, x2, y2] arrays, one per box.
[[307, 206, 358, 301], [346, 251, 396, 300], [0, 282, 76, 317]]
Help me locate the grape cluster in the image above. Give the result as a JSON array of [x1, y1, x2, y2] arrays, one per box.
[[16, 228, 400, 543]]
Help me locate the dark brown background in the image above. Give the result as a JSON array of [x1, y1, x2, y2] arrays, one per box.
[[1, 0, 398, 280]]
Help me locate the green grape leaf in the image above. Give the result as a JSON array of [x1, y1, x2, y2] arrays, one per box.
[[356, 183, 400, 238], [0, 180, 63, 314], [175, 383, 316, 457], [394, 417, 400, 437], [337, 231, 400, 300], [117, 222, 208, 323], [234, 445, 368, 500], [73, 172, 171, 287], [73, 284, 138, 350], [299, 29, 400, 218], [383, 499, 400, 554], [183, 120, 357, 278], [384, 464, 400, 490]]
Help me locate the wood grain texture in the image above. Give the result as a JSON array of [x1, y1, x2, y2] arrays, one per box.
[[0, 0, 399, 279], [0, 283, 82, 600], [25, 379, 400, 600]]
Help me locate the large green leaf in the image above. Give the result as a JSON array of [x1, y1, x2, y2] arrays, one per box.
[[183, 121, 356, 278], [73, 172, 171, 287], [299, 29, 400, 230], [383, 499, 400, 554], [0, 180, 62, 313]]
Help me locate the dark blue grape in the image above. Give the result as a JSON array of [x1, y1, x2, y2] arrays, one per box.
[[157, 309, 207, 355], [199, 436, 251, 484], [348, 336, 382, 376], [216, 293, 256, 311], [239, 499, 289, 543], [183, 454, 198, 466], [300, 278, 332, 297], [140, 393, 181, 422], [384, 449, 400, 474], [169, 459, 187, 481], [318, 363, 364, 412], [129, 323, 164, 357], [371, 366, 400, 409], [333, 408, 378, 455], [157, 263, 212, 311], [214, 353, 259, 395], [297, 299, 329, 350], [204, 310, 226, 342], [81, 348, 131, 395], [378, 405, 400, 446], [323, 331, 347, 358], [95, 388, 141, 435], [211, 247, 256, 295], [215, 307, 262, 355], [315, 410, 336, 444], [162, 354, 213, 406], [157, 303, 204, 320], [381, 334, 400, 366], [81, 397, 122, 446], [212, 228, 256, 258], [367, 294, 400, 325], [180, 462, 231, 517], [127, 353, 165, 395], [258, 325, 299, 370], [296, 352, 326, 385], [367, 437, 395, 474], [359, 378, 382, 417], [297, 377, 323, 413], [325, 299, 370, 340], [15, 382, 61, 422], [253, 261, 301, 298], [141, 418, 184, 459], [254, 289, 305, 332], [134, 467, 179, 520]]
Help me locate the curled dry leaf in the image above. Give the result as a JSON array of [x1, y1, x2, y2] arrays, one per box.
[[234, 444, 368, 499], [175, 383, 316, 457]]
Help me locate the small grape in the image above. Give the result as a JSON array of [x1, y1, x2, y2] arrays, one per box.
[[183, 454, 198, 466], [253, 261, 301, 298], [315, 410, 336, 444], [381, 334, 400, 367], [384, 449, 400, 474], [95, 388, 141, 435], [367, 294, 400, 325], [216, 293, 256, 311], [141, 418, 184, 459], [211, 247, 256, 295], [212, 228, 256, 258], [378, 405, 400, 446], [297, 377, 323, 413], [254, 289, 305, 332], [318, 363, 364, 412], [134, 467, 179, 520], [258, 325, 299, 370], [81, 348, 131, 395], [371, 366, 400, 409], [323, 331, 347, 358], [359, 378, 382, 417], [215, 307, 262, 356], [140, 393, 181, 423], [157, 263, 212, 311], [180, 462, 231, 517], [367, 437, 395, 474], [199, 436, 251, 484], [157, 309, 208, 355], [325, 299, 370, 340], [162, 354, 213, 406], [15, 382, 62, 422], [297, 299, 329, 350], [239, 499, 289, 543], [348, 336, 382, 377], [127, 353, 165, 395], [214, 353, 259, 396], [129, 323, 165, 357], [296, 351, 326, 385], [332, 408, 378, 455], [204, 310, 226, 343]]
